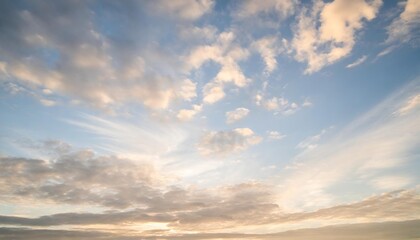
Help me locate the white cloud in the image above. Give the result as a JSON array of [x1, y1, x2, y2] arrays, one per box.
[[202, 82, 225, 104], [252, 36, 279, 73], [226, 108, 250, 124], [296, 129, 328, 150], [302, 98, 313, 107], [370, 176, 413, 190], [279, 80, 420, 211], [292, 0, 382, 74], [267, 131, 286, 140], [187, 31, 250, 104], [256, 94, 301, 115], [198, 128, 262, 155], [39, 98, 56, 107], [0, 1, 203, 112], [177, 104, 202, 121], [236, 0, 296, 19], [376, 46, 397, 58], [67, 114, 187, 160], [386, 0, 420, 44], [177, 79, 197, 101], [396, 94, 420, 116], [151, 0, 215, 21], [346, 55, 368, 68]]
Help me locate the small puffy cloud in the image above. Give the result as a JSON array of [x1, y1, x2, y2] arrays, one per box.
[[236, 0, 296, 19], [150, 0, 215, 21], [177, 104, 202, 121], [256, 94, 301, 115], [257, 95, 287, 110], [198, 128, 261, 155], [226, 108, 250, 124], [292, 0, 382, 74], [386, 0, 420, 44], [302, 98, 313, 107], [267, 131, 286, 140], [202, 82, 225, 104], [346, 55, 368, 68]]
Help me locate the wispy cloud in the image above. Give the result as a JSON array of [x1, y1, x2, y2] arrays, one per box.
[[346, 55, 368, 68], [280, 79, 420, 211]]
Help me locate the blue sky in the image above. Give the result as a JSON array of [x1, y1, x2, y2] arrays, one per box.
[[0, 0, 420, 239]]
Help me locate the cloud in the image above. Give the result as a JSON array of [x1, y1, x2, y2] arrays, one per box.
[[0, 147, 167, 209], [1, 186, 419, 232], [370, 175, 413, 190], [267, 131, 286, 140], [296, 128, 328, 150], [198, 128, 261, 155], [302, 98, 313, 107], [202, 82, 226, 104], [236, 0, 296, 19], [279, 80, 420, 211], [226, 108, 250, 124], [346, 55, 368, 68], [396, 94, 420, 116], [177, 79, 198, 101], [150, 0, 214, 21], [0, 138, 418, 231], [252, 36, 280, 73], [1, 220, 420, 240], [292, 0, 382, 73], [66, 114, 187, 160], [255, 94, 301, 115], [386, 0, 420, 45], [186, 32, 250, 104], [177, 104, 203, 121], [178, 25, 218, 42], [0, 1, 201, 112]]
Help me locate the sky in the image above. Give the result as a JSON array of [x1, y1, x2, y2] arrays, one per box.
[[0, 0, 419, 239]]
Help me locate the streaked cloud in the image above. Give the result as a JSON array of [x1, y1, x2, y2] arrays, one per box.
[[280, 81, 420, 211], [346, 55, 368, 68]]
